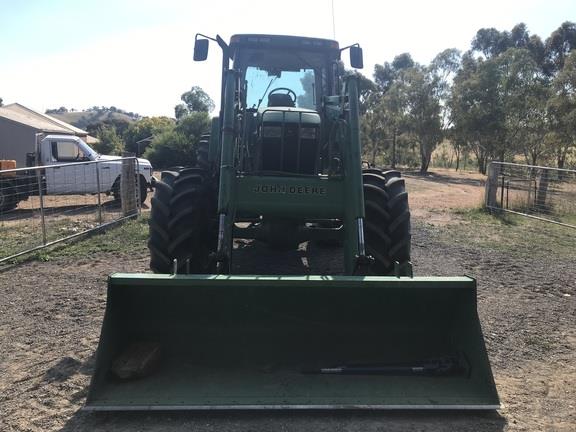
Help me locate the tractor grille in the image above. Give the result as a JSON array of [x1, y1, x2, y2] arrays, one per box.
[[260, 124, 319, 174]]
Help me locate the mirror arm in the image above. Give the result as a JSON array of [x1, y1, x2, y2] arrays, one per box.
[[195, 33, 217, 43], [339, 43, 360, 53]]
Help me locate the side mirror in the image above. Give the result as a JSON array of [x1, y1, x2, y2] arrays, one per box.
[[350, 46, 364, 69], [194, 38, 209, 61]]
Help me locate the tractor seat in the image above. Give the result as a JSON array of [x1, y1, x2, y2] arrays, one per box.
[[268, 93, 295, 107]]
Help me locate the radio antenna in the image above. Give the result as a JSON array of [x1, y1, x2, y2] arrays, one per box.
[[331, 0, 336, 39]]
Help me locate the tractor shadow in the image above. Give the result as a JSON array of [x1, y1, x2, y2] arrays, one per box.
[[60, 407, 506, 431], [231, 239, 344, 275]]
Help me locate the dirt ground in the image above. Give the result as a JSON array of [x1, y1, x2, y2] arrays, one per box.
[[0, 168, 575, 432]]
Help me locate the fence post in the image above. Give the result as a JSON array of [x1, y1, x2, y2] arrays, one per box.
[[485, 161, 500, 210], [95, 161, 103, 225], [121, 153, 136, 216], [136, 158, 141, 215], [535, 168, 550, 212], [35, 134, 47, 245]]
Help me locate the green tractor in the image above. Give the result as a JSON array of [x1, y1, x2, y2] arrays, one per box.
[[85, 34, 499, 410]]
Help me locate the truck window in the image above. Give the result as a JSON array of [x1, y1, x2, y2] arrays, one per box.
[[51, 141, 86, 162]]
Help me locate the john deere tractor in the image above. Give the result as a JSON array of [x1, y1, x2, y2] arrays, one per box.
[[85, 34, 499, 411], [148, 34, 410, 276]]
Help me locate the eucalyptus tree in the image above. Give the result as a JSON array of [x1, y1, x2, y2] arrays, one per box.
[[548, 50, 576, 169]]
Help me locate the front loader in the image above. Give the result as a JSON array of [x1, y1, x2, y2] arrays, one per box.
[[85, 34, 499, 410]]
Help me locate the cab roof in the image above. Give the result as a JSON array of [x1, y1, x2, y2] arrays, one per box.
[[230, 34, 340, 52]]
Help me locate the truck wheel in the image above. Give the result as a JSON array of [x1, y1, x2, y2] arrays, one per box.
[[138, 176, 148, 205], [0, 182, 18, 212], [112, 176, 148, 205], [148, 168, 217, 274], [362, 169, 411, 275]]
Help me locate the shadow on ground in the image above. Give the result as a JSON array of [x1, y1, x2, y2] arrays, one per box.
[[404, 171, 484, 188], [60, 408, 506, 432]]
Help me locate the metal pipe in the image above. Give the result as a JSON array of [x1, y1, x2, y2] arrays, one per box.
[[492, 161, 576, 174], [280, 111, 285, 171], [485, 206, 576, 230], [356, 218, 366, 256], [297, 111, 302, 173], [500, 175, 505, 208]]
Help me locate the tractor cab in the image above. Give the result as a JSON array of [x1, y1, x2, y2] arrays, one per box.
[[229, 34, 345, 175]]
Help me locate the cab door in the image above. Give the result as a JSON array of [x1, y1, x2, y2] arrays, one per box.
[[44, 140, 93, 194]]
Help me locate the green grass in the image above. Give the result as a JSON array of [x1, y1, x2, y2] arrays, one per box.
[[523, 333, 555, 352], [1, 215, 149, 265], [439, 207, 576, 259], [50, 216, 149, 258]]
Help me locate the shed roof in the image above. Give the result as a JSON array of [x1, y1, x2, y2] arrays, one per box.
[[0, 103, 88, 135]]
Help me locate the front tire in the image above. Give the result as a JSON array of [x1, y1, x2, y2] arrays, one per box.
[[148, 168, 217, 274], [363, 169, 411, 275]]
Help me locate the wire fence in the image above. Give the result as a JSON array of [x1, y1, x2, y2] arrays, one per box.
[[0, 157, 141, 263], [485, 161, 576, 229]]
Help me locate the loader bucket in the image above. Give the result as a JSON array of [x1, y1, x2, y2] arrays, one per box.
[[85, 274, 499, 410]]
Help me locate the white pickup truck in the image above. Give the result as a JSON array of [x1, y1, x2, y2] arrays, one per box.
[[0, 134, 154, 211]]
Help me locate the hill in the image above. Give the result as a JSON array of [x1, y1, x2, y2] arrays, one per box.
[[49, 110, 138, 130]]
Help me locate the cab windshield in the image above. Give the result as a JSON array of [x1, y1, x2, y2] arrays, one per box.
[[245, 67, 316, 110]]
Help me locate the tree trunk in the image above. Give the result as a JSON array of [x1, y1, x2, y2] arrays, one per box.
[[485, 162, 500, 209], [420, 141, 431, 174], [454, 145, 461, 171]]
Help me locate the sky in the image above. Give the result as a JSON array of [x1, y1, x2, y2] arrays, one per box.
[[0, 0, 574, 118]]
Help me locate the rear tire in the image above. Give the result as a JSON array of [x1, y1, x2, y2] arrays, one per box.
[[148, 168, 217, 274], [363, 169, 411, 275]]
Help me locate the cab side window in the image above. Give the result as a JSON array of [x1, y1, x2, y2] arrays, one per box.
[[51, 141, 86, 161]]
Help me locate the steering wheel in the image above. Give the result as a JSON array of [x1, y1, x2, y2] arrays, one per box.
[[268, 87, 297, 104]]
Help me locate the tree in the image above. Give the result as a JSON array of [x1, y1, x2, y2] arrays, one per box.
[[365, 54, 420, 168], [548, 50, 576, 168], [123, 116, 174, 155], [430, 48, 461, 167], [86, 118, 131, 139], [450, 55, 506, 174], [46, 106, 69, 114], [0, 97, 3, 107], [93, 124, 124, 155], [472, 27, 511, 58], [544, 21, 576, 76], [144, 112, 210, 169], [497, 48, 549, 165], [398, 66, 443, 173], [174, 104, 188, 120], [176, 86, 215, 118], [296, 71, 315, 108]]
